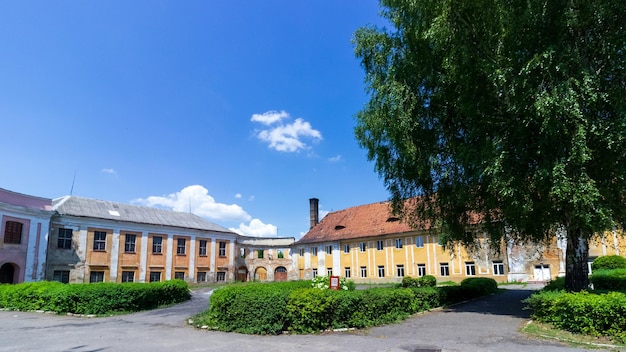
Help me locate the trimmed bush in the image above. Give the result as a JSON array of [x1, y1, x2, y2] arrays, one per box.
[[590, 269, 626, 291], [0, 280, 190, 315], [195, 278, 497, 335], [526, 290, 626, 343], [205, 281, 311, 334], [591, 255, 626, 271], [399, 275, 437, 288], [542, 276, 566, 291], [460, 277, 498, 298]]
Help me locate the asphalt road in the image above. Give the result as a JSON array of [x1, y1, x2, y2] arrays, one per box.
[[0, 285, 612, 352]]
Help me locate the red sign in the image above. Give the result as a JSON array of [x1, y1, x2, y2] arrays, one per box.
[[329, 275, 340, 290]]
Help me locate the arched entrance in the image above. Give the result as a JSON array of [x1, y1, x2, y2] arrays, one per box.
[[0, 263, 16, 284], [236, 266, 248, 282], [254, 267, 267, 281], [274, 266, 288, 282]]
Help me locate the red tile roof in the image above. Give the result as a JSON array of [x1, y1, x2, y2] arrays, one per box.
[[296, 200, 429, 244]]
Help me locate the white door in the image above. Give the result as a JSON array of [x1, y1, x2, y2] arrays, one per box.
[[533, 264, 551, 281]]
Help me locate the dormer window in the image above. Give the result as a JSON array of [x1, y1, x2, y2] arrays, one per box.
[[335, 225, 345, 230], [386, 217, 400, 222]]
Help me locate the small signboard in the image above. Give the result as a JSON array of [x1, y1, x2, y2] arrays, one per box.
[[329, 275, 340, 290]]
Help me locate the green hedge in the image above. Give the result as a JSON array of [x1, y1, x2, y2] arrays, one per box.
[[196, 277, 498, 334], [526, 290, 626, 343], [592, 255, 626, 271], [399, 275, 437, 288], [590, 269, 626, 291], [203, 281, 311, 334], [0, 280, 190, 315]]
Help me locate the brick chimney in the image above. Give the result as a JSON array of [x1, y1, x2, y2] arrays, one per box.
[[309, 198, 319, 229]]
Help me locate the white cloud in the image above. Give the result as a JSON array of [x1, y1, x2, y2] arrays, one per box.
[[101, 168, 117, 175], [230, 218, 278, 237], [134, 185, 251, 222], [328, 155, 342, 162], [235, 193, 242, 199], [251, 110, 289, 125], [252, 110, 322, 152]]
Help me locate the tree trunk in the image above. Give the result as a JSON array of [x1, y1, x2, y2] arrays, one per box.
[[564, 227, 589, 292]]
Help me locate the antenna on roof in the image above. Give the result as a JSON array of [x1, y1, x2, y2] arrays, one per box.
[[69, 171, 77, 195]]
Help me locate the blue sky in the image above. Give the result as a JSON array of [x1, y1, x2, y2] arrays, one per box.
[[0, 1, 390, 239]]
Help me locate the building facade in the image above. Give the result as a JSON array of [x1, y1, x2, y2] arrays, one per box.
[[46, 196, 240, 284], [0, 188, 53, 283], [293, 198, 626, 284], [3, 186, 624, 285]]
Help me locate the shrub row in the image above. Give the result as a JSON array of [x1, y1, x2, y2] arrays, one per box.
[[592, 255, 626, 271], [399, 275, 437, 288], [590, 269, 626, 291], [197, 277, 498, 334], [526, 290, 626, 343], [0, 280, 190, 315]]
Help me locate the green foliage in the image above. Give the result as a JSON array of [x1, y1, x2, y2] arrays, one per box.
[[196, 279, 496, 334], [460, 278, 498, 297], [543, 276, 566, 291], [0, 280, 190, 315], [354, 0, 626, 292], [204, 281, 311, 334], [526, 290, 626, 343], [399, 275, 437, 288], [592, 255, 626, 271], [590, 269, 626, 291], [311, 275, 355, 290]]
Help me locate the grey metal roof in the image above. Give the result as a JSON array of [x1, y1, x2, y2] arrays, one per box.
[[52, 196, 235, 234]]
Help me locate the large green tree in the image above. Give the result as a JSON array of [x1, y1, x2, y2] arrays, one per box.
[[354, 0, 626, 291]]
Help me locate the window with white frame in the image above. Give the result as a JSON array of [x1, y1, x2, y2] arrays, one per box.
[[177, 238, 186, 255], [121, 271, 134, 283], [327, 268, 333, 276], [324, 245, 332, 255], [440, 263, 450, 276], [216, 272, 226, 281], [149, 271, 161, 282], [396, 264, 405, 277], [376, 240, 384, 250], [312, 268, 318, 278], [343, 244, 350, 253], [90, 271, 104, 283], [493, 261, 505, 276], [359, 242, 366, 252], [199, 240, 207, 256], [415, 236, 424, 248], [395, 238, 403, 249], [417, 264, 426, 277], [93, 231, 106, 251], [465, 262, 476, 276], [197, 271, 207, 282], [311, 247, 318, 256], [360, 266, 367, 278], [219, 241, 227, 257], [344, 267, 351, 278], [124, 234, 136, 253], [298, 248, 305, 256], [377, 265, 385, 278], [152, 236, 162, 254], [58, 228, 72, 249], [174, 271, 185, 280]]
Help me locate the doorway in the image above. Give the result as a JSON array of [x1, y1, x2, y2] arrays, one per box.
[[0, 263, 16, 284]]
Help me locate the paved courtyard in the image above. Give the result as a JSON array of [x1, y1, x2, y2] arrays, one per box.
[[0, 284, 612, 352]]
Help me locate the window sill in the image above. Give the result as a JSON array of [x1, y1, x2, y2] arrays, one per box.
[[152, 252, 163, 255]]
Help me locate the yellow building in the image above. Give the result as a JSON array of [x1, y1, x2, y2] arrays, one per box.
[[293, 198, 626, 284]]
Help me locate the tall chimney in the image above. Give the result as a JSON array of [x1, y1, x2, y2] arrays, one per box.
[[309, 198, 319, 229]]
